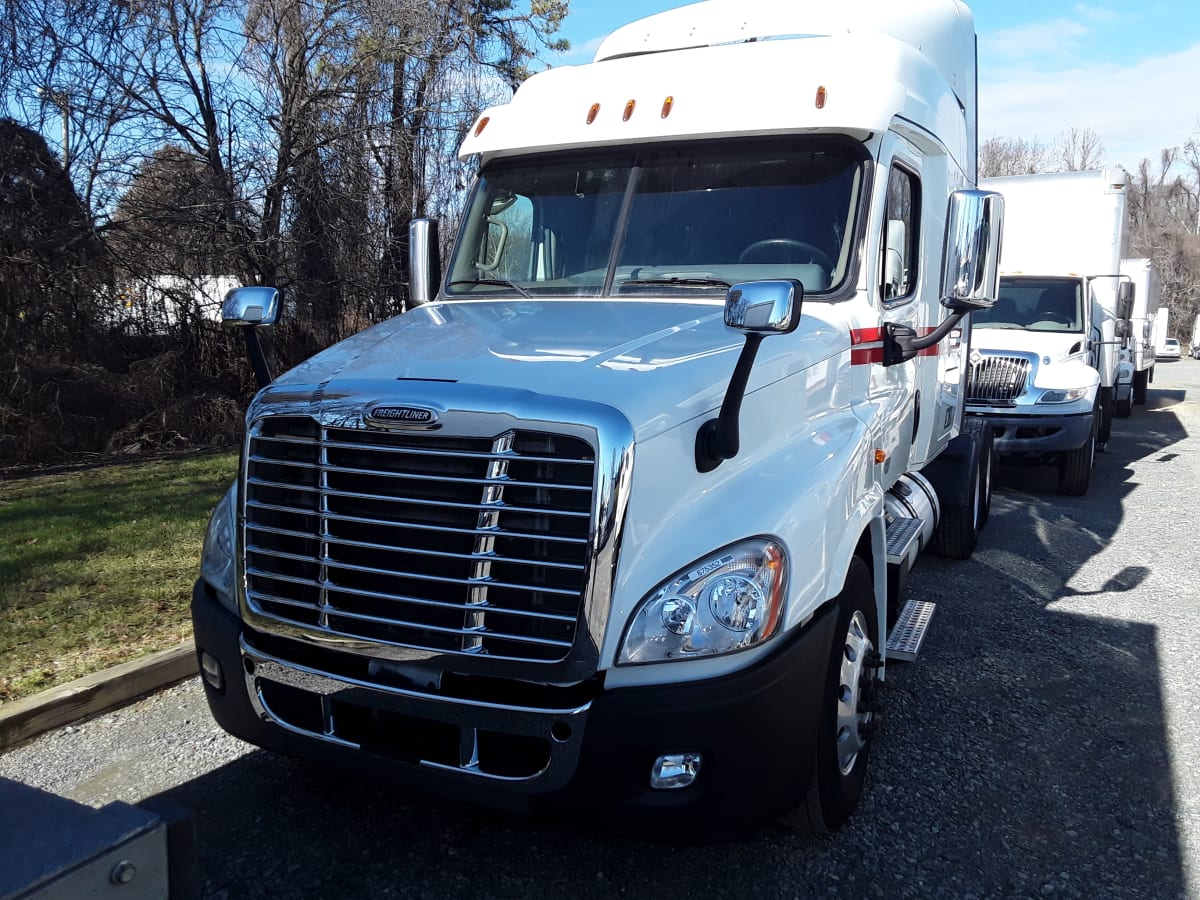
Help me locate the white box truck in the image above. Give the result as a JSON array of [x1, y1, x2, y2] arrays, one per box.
[[1191, 313, 1200, 359], [1117, 258, 1161, 412], [194, 0, 1002, 835], [969, 170, 1131, 495]]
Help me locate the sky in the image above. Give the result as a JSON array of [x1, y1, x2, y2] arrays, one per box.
[[546, 1, 1200, 174]]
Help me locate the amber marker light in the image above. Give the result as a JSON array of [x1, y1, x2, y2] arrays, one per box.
[[874, 449, 887, 464], [815, 86, 827, 109], [661, 96, 674, 119], [586, 103, 600, 125], [761, 542, 786, 638], [474, 116, 490, 137], [623, 99, 636, 121]]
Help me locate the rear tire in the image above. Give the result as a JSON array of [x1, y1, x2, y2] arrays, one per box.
[[1097, 387, 1114, 450], [781, 558, 878, 833], [930, 420, 991, 559], [1058, 404, 1097, 496]]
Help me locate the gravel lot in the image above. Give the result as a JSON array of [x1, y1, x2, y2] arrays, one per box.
[[4, 360, 1199, 899]]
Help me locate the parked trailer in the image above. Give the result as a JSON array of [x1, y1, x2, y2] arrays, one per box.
[[969, 170, 1131, 495], [194, 0, 1002, 835]]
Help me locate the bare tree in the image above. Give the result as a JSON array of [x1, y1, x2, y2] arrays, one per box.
[[979, 136, 1051, 178], [1054, 127, 1105, 172]]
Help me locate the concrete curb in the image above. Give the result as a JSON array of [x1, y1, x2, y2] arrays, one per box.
[[0, 642, 198, 751]]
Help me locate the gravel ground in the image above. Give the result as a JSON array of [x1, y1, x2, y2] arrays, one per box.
[[4, 360, 1199, 899]]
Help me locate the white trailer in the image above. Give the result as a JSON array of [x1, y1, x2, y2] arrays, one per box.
[[969, 170, 1130, 495], [195, 0, 1002, 835], [1192, 313, 1200, 359], [1117, 258, 1161, 412]]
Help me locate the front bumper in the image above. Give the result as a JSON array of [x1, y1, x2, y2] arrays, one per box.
[[965, 408, 1094, 454], [192, 580, 837, 836]]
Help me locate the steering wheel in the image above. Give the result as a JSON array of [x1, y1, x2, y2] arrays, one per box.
[[738, 239, 834, 270], [1033, 312, 1072, 325]]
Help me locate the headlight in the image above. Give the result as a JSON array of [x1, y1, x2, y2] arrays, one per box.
[[199, 483, 238, 612], [617, 539, 787, 665], [1037, 387, 1090, 404]]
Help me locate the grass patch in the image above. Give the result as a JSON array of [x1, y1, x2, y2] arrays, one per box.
[[0, 450, 238, 703]]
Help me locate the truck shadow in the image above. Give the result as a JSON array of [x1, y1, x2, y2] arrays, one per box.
[[872, 387, 1190, 897]]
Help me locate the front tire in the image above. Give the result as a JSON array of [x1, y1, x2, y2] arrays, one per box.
[[1058, 404, 1097, 496], [1133, 368, 1149, 404], [1116, 391, 1133, 418], [781, 558, 878, 833]]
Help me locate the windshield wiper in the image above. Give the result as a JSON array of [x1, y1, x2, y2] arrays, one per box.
[[447, 278, 532, 298], [621, 276, 732, 289]]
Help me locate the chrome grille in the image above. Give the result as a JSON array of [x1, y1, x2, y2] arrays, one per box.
[[242, 416, 595, 663], [966, 354, 1032, 403]]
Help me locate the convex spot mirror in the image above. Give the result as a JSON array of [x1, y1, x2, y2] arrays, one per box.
[[221, 286, 280, 326], [941, 189, 1004, 312], [724, 279, 804, 334]]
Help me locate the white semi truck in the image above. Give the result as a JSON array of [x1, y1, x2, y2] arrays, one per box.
[[969, 170, 1131, 496], [1118, 258, 1161, 412], [194, 0, 1002, 835]]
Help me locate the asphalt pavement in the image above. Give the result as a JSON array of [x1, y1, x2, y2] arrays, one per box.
[[3, 359, 1199, 899]]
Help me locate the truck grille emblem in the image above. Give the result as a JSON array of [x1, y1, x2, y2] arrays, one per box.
[[365, 405, 439, 428]]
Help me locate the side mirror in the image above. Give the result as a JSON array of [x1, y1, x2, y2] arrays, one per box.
[[222, 286, 279, 389], [408, 218, 441, 307], [725, 279, 803, 334], [221, 286, 280, 326], [1115, 319, 1131, 339], [697, 280, 803, 472], [940, 189, 1004, 312], [1116, 281, 1134, 320]]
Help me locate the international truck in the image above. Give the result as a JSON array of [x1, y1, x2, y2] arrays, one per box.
[[194, 0, 1002, 835], [1117, 258, 1161, 412], [968, 170, 1131, 496]]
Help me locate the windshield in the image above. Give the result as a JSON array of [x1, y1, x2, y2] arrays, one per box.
[[445, 139, 864, 299], [973, 277, 1084, 333]]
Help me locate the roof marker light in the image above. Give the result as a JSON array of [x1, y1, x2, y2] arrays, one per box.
[[815, 86, 827, 109], [661, 96, 674, 119], [586, 103, 600, 125], [623, 99, 636, 121], [474, 116, 490, 137]]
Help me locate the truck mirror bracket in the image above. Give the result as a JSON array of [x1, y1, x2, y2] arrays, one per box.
[[695, 279, 803, 473], [883, 313, 965, 366]]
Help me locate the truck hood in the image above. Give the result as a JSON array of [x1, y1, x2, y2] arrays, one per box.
[[266, 299, 842, 442], [972, 328, 1088, 363]]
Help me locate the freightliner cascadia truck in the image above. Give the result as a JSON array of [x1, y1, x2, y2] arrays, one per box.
[[194, 0, 1002, 834], [969, 170, 1131, 496]]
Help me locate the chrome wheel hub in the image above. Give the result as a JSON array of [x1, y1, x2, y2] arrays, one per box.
[[835, 610, 876, 775]]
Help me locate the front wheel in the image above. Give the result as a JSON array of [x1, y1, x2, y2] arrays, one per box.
[[1058, 405, 1097, 495], [1116, 392, 1133, 418], [781, 558, 878, 833]]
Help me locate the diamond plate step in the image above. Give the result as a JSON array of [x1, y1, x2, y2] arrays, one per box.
[[886, 599, 936, 662], [885, 515, 923, 565]]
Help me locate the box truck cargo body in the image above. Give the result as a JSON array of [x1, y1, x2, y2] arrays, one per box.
[[968, 170, 1130, 495], [1118, 258, 1161, 408], [193, 0, 1003, 835]]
